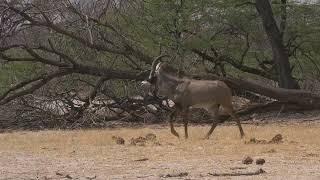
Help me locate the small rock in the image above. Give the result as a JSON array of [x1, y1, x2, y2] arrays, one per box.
[[145, 133, 157, 141], [256, 158, 266, 165], [242, 156, 253, 164], [269, 134, 283, 143], [65, 174, 72, 179], [130, 136, 147, 146], [161, 172, 188, 178], [138, 141, 146, 146], [56, 172, 63, 176], [86, 175, 97, 180], [137, 136, 147, 141], [245, 138, 267, 144], [257, 168, 266, 173], [153, 141, 162, 146], [112, 136, 125, 145]]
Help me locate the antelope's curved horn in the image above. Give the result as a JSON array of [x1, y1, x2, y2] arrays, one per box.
[[148, 54, 169, 80]]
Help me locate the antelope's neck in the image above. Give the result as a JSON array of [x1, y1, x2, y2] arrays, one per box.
[[158, 71, 182, 83]]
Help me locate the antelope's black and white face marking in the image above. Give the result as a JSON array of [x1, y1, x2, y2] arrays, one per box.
[[141, 62, 169, 97], [141, 80, 152, 96], [141, 76, 159, 96]]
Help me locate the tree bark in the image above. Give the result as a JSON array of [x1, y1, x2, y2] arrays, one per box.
[[191, 74, 320, 108], [279, 0, 287, 38], [255, 0, 299, 89]]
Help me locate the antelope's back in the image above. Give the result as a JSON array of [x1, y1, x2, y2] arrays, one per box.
[[187, 80, 232, 105]]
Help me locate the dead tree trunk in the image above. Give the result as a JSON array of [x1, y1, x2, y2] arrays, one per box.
[[255, 0, 299, 89], [192, 74, 320, 108]]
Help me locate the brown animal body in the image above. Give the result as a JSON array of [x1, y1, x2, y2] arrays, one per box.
[[142, 55, 245, 139]]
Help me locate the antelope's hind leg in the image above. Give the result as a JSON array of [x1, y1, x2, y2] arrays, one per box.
[[204, 104, 220, 139], [224, 106, 245, 138]]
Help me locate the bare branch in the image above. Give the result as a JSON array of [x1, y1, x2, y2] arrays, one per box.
[[5, 4, 124, 54], [192, 49, 277, 81], [0, 70, 71, 105], [72, 77, 109, 120], [240, 32, 250, 64], [0, 45, 69, 67], [36, 44, 77, 66], [235, 2, 256, 7]]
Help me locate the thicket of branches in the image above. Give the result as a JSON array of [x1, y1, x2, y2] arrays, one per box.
[[0, 0, 320, 130]]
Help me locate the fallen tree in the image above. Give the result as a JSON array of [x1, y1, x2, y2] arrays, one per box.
[[2, 67, 319, 109], [1, 1, 319, 109], [1, 65, 320, 131], [191, 74, 320, 109]]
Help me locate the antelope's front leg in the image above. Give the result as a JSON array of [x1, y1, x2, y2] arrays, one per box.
[[169, 109, 180, 138], [182, 110, 189, 139]]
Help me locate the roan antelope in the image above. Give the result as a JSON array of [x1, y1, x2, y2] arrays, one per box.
[[141, 55, 245, 139]]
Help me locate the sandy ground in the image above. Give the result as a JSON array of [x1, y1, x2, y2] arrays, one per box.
[[1, 120, 320, 180]]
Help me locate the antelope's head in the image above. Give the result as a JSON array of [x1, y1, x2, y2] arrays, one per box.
[[141, 55, 186, 99], [141, 55, 169, 96]]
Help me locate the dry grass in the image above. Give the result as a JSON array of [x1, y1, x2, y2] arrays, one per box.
[[1, 122, 320, 179]]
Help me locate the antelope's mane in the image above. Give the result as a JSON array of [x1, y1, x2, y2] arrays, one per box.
[[157, 62, 186, 77]]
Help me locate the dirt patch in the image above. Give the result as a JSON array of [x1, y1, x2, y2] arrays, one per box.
[[1, 121, 320, 179]]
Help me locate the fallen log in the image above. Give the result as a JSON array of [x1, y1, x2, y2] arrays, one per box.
[[191, 74, 320, 109], [198, 101, 305, 123]]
